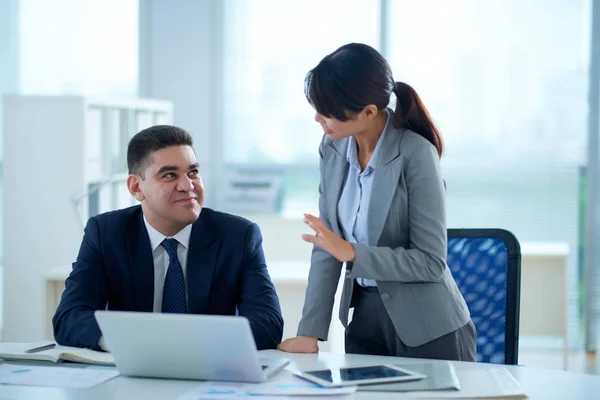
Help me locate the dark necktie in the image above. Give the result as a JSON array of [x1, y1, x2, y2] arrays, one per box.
[[161, 238, 187, 313]]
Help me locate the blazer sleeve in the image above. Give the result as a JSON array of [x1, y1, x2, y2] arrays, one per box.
[[236, 223, 284, 350], [297, 136, 344, 341], [52, 216, 107, 350], [349, 142, 447, 283]]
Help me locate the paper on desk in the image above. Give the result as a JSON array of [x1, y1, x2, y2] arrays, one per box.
[[0, 364, 119, 389], [177, 382, 284, 399], [178, 374, 356, 399], [406, 367, 527, 399]]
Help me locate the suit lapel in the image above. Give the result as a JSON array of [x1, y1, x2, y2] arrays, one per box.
[[324, 139, 349, 237], [186, 212, 218, 314], [367, 122, 403, 246], [126, 210, 154, 312]]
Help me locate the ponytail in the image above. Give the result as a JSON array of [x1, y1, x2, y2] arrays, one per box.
[[392, 82, 443, 158]]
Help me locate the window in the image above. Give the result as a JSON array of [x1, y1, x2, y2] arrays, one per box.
[[0, 0, 139, 338], [222, 0, 380, 215], [19, 0, 138, 96], [387, 0, 590, 344]]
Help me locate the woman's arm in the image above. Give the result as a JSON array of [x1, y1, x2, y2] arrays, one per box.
[[296, 136, 344, 341]]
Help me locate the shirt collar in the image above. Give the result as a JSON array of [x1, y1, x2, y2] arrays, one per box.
[[143, 213, 192, 252], [346, 108, 392, 171]]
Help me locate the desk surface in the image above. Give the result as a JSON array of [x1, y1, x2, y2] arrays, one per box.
[[2, 350, 599, 399]]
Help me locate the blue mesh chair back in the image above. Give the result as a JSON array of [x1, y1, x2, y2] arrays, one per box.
[[447, 229, 521, 365]]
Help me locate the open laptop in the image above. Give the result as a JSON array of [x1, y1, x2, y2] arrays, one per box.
[[94, 310, 289, 382]]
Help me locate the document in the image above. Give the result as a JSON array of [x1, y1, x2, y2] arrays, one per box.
[[245, 372, 357, 396], [0, 364, 119, 389], [406, 367, 527, 399], [178, 383, 281, 400], [178, 372, 357, 399]]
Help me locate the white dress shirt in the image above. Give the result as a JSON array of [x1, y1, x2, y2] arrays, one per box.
[[143, 214, 192, 312]]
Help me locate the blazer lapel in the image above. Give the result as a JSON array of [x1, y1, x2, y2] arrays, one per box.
[[367, 123, 403, 246], [126, 210, 154, 312], [186, 212, 218, 314], [324, 139, 349, 237]]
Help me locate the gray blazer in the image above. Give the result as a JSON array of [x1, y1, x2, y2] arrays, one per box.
[[297, 119, 471, 347]]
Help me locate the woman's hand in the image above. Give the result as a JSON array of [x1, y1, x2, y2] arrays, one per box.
[[301, 213, 355, 262], [278, 335, 319, 353]]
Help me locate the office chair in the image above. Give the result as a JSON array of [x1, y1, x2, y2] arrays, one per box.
[[447, 229, 522, 365]]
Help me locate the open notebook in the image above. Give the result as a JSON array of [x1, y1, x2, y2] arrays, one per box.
[[0, 341, 115, 366]]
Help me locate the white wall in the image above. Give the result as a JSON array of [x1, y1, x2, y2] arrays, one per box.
[[139, 0, 224, 207], [2, 96, 86, 341], [0, 0, 20, 339], [247, 215, 312, 262], [0, 0, 20, 173]]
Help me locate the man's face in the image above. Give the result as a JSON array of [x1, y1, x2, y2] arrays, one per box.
[[128, 145, 204, 235]]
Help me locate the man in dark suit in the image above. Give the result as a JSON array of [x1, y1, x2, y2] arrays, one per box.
[[52, 125, 284, 351]]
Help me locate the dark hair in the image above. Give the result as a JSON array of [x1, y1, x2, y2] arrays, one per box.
[[304, 43, 443, 157], [127, 125, 194, 177]]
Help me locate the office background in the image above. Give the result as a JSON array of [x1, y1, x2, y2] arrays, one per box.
[[0, 0, 599, 370]]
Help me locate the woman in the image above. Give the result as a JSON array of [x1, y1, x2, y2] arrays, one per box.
[[277, 43, 476, 361]]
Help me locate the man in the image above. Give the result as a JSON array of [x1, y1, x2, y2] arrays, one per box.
[[53, 125, 283, 351]]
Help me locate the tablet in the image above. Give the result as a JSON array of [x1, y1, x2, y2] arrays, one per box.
[[292, 364, 426, 387]]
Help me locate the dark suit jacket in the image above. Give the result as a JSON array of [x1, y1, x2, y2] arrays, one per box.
[[52, 206, 283, 350]]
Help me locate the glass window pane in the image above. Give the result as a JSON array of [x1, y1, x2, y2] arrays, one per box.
[[388, 0, 590, 345], [223, 0, 380, 165], [222, 0, 380, 215], [19, 0, 138, 96]]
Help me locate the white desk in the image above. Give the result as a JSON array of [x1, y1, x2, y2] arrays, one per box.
[[519, 242, 570, 368], [1, 351, 599, 399]]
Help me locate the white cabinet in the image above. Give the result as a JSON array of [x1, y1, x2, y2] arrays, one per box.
[[2, 95, 173, 341]]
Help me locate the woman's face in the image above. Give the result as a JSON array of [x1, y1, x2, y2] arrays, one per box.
[[314, 112, 366, 140]]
